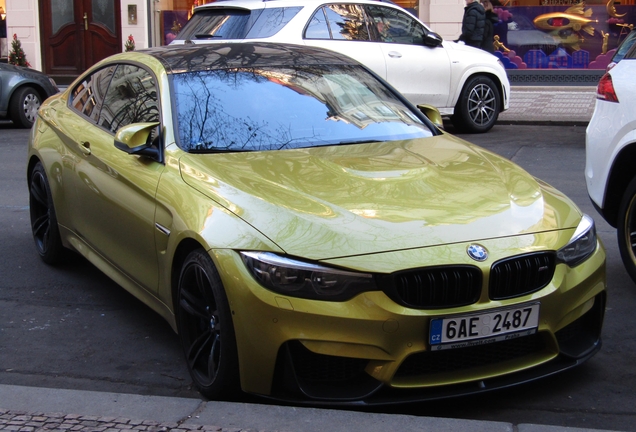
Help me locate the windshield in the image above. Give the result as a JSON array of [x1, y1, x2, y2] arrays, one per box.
[[171, 64, 433, 153]]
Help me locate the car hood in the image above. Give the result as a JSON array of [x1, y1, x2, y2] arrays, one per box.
[[443, 40, 499, 62], [179, 135, 581, 260]]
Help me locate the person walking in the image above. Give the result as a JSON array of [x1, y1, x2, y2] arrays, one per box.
[[458, 0, 486, 48], [481, 0, 499, 53]]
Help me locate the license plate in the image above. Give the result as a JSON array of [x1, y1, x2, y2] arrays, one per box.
[[429, 303, 540, 350]]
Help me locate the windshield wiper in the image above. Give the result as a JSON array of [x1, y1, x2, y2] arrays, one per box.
[[337, 139, 378, 145], [189, 148, 250, 154], [194, 34, 223, 39]]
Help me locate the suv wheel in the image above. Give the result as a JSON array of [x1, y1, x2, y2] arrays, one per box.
[[452, 76, 500, 133], [617, 176, 636, 283]]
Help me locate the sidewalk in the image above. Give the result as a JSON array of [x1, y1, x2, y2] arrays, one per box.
[[0, 85, 613, 432], [497, 85, 597, 125], [0, 384, 622, 432]]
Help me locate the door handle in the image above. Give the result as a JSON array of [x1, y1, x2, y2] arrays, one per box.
[[388, 51, 402, 58], [80, 141, 91, 155], [84, 13, 88, 30]]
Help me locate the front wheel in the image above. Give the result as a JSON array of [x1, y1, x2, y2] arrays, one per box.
[[10, 86, 42, 128], [176, 249, 240, 400], [29, 162, 66, 264], [451, 76, 500, 133], [617, 177, 636, 284]]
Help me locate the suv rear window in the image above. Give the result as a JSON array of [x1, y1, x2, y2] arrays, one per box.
[[175, 7, 302, 41]]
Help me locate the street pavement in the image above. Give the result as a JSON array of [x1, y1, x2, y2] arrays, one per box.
[[498, 85, 597, 125], [1, 85, 615, 432]]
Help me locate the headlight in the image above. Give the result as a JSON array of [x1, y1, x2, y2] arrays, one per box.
[[557, 214, 597, 267], [241, 251, 377, 301]]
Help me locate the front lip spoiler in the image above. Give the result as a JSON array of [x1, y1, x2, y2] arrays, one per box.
[[254, 340, 601, 407]]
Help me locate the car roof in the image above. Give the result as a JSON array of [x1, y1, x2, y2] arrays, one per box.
[[140, 42, 361, 74]]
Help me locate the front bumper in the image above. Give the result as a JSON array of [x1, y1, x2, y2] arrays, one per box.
[[212, 235, 606, 405], [267, 291, 604, 406]]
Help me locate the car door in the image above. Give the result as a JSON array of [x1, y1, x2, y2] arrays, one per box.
[[68, 63, 163, 292], [303, 4, 387, 80], [364, 5, 451, 108]]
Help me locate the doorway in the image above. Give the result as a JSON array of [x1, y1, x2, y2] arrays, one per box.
[[39, 0, 121, 81]]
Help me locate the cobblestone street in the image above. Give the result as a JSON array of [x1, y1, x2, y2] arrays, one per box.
[[0, 410, 275, 432]]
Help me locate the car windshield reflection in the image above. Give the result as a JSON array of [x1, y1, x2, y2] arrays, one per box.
[[171, 64, 433, 153]]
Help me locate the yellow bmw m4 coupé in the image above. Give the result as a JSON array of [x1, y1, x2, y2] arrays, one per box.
[[27, 42, 606, 404]]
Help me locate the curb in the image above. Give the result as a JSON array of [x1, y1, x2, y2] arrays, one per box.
[[496, 119, 590, 127]]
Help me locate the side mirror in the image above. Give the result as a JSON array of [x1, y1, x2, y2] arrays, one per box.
[[114, 122, 162, 160], [417, 104, 444, 130], [423, 32, 443, 48]]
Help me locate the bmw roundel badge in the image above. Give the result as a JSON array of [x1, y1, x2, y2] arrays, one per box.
[[467, 244, 488, 261]]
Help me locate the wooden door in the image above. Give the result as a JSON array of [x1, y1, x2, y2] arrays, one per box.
[[40, 0, 121, 80]]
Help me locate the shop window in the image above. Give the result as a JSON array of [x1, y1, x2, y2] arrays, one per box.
[[492, 0, 636, 70]]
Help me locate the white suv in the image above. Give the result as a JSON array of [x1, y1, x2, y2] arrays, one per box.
[[171, 0, 510, 133], [586, 51, 636, 282]]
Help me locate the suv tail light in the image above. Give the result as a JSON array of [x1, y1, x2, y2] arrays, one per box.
[[596, 73, 619, 103]]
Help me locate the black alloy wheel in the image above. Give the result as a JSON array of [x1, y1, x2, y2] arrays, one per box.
[[10, 86, 42, 128], [177, 250, 240, 400], [29, 162, 65, 264], [617, 177, 636, 284], [452, 76, 500, 133]]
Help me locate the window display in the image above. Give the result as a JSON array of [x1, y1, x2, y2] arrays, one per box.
[[491, 0, 635, 69], [161, 0, 215, 45]]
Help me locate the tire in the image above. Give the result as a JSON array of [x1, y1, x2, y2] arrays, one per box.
[[617, 177, 636, 284], [29, 162, 66, 265], [10, 86, 42, 128], [451, 76, 500, 133], [176, 249, 240, 400]]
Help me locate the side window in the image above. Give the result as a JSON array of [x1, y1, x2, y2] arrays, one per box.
[[70, 66, 116, 122], [305, 7, 331, 39], [322, 4, 371, 41], [365, 5, 426, 45], [99, 64, 159, 134], [621, 32, 636, 60]]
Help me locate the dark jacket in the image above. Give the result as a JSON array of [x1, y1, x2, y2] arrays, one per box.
[[481, 10, 499, 53], [459, 1, 486, 48]]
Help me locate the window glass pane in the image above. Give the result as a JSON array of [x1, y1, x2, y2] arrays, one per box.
[[176, 9, 259, 40], [366, 5, 425, 44], [614, 30, 636, 61], [171, 64, 431, 153], [52, 0, 74, 35], [246, 7, 303, 38], [71, 66, 116, 122], [305, 7, 331, 39], [92, 0, 116, 34], [324, 5, 371, 41], [99, 65, 159, 133], [495, 5, 636, 70]]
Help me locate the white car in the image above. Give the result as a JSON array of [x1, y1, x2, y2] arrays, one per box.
[[170, 0, 510, 133], [585, 53, 636, 282]]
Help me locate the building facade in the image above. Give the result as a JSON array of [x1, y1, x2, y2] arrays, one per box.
[[3, 0, 635, 82]]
